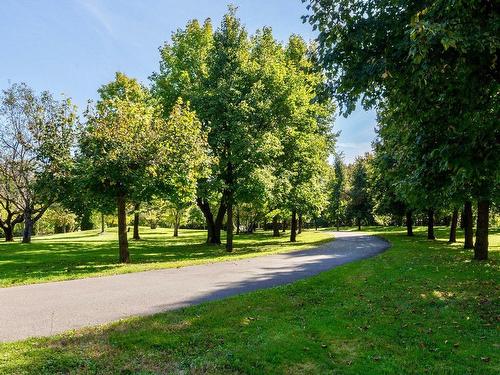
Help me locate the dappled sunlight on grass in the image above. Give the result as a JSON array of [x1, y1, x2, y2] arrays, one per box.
[[0, 227, 333, 287], [431, 290, 455, 300]]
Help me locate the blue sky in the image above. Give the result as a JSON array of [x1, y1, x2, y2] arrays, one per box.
[[0, 0, 376, 163]]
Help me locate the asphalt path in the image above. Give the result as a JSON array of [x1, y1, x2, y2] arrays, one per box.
[[0, 231, 389, 342]]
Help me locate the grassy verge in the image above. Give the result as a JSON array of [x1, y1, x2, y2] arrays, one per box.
[[0, 228, 333, 287], [0, 226, 498, 374]]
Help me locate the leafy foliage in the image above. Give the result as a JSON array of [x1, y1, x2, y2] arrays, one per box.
[[0, 83, 76, 242], [304, 0, 499, 256]]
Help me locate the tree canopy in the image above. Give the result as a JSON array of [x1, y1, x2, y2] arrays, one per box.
[[304, 0, 499, 258]]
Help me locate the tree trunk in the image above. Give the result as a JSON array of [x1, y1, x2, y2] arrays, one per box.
[[101, 213, 105, 233], [212, 221, 223, 244], [406, 210, 414, 236], [282, 220, 286, 233], [290, 210, 297, 242], [117, 195, 130, 263], [1, 210, 23, 242], [357, 217, 361, 231], [3, 226, 14, 242], [226, 191, 234, 252], [197, 197, 225, 245], [206, 220, 214, 243], [133, 203, 140, 240], [173, 210, 180, 237], [272, 215, 280, 237], [336, 218, 340, 232], [427, 209, 435, 240], [463, 200, 474, 249], [22, 208, 33, 244], [298, 213, 303, 234], [474, 200, 489, 260], [236, 207, 240, 235], [448, 209, 458, 243]]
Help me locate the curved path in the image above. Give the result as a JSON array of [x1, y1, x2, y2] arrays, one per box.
[[0, 231, 388, 342]]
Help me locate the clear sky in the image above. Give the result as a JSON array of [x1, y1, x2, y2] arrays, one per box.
[[0, 0, 376, 163]]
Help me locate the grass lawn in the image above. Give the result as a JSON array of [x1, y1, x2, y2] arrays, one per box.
[[0, 226, 498, 374], [0, 227, 333, 287]]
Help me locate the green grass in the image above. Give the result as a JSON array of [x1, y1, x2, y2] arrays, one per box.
[[1, 226, 498, 374], [0, 227, 333, 287]]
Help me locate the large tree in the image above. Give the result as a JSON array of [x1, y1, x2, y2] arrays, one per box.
[[0, 83, 76, 243], [304, 0, 499, 259], [201, 8, 259, 251], [80, 73, 205, 262]]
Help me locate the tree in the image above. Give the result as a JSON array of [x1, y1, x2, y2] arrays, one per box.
[[346, 155, 374, 230], [0, 179, 23, 241], [326, 155, 346, 231], [304, 0, 499, 259], [409, 3, 498, 254], [463, 201, 474, 249], [151, 18, 213, 118], [80, 73, 206, 262], [80, 73, 156, 262], [132, 202, 141, 240], [448, 208, 459, 243], [201, 8, 266, 251], [0, 83, 76, 243], [167, 199, 191, 237]]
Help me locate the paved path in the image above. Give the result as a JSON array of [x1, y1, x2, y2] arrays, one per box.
[[0, 232, 388, 342]]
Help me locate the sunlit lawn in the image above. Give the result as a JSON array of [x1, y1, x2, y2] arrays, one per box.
[[0, 226, 498, 374], [0, 227, 333, 287]]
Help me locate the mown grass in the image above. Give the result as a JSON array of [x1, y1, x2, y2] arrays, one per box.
[[0, 226, 498, 374], [0, 227, 333, 287]]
